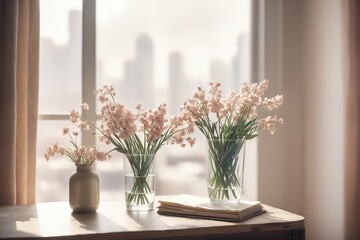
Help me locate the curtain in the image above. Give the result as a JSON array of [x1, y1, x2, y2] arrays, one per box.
[[345, 0, 360, 239], [0, 0, 39, 205]]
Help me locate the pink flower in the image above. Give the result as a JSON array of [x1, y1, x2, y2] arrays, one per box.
[[258, 115, 284, 134], [78, 120, 91, 131], [62, 127, 70, 135], [99, 135, 111, 145], [69, 110, 80, 123], [44, 152, 50, 161], [256, 79, 269, 96], [94, 85, 116, 104], [81, 103, 89, 111], [140, 104, 169, 144], [182, 79, 284, 140], [262, 95, 284, 111], [99, 95, 108, 103], [45, 103, 111, 165], [94, 85, 196, 154], [135, 102, 142, 111], [44, 143, 65, 160], [186, 137, 196, 147], [95, 150, 111, 161], [58, 146, 66, 156]]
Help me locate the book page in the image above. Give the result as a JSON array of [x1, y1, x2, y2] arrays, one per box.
[[159, 194, 261, 213]]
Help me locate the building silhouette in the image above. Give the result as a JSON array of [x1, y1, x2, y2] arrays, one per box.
[[231, 33, 245, 90], [39, 10, 82, 112], [123, 34, 154, 108], [169, 51, 186, 114], [209, 60, 231, 95]]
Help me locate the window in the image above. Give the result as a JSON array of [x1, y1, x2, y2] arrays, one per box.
[[37, 0, 252, 202], [37, 0, 83, 202]]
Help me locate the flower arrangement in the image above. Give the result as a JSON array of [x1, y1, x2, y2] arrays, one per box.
[[182, 80, 284, 201], [44, 103, 111, 165], [94, 85, 195, 206]]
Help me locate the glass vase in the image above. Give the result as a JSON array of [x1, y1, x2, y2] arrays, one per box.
[[206, 139, 246, 202], [123, 154, 156, 211], [69, 165, 99, 213]]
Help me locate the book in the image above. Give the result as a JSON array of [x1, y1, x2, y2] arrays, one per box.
[[157, 194, 266, 222]]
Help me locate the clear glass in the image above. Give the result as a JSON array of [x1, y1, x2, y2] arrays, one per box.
[[207, 139, 246, 202], [123, 154, 156, 211], [96, 0, 252, 198]]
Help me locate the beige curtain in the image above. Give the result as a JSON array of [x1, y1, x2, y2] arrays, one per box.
[[345, 0, 360, 239], [0, 0, 39, 205]]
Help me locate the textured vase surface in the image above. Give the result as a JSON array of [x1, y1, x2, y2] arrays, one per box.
[[69, 165, 99, 213]]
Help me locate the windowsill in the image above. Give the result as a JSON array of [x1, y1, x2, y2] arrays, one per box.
[[0, 196, 304, 240]]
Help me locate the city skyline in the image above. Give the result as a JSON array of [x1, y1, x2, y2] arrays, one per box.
[[40, 10, 247, 114]]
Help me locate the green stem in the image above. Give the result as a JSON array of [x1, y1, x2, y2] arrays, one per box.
[[125, 154, 155, 205], [207, 139, 243, 200]]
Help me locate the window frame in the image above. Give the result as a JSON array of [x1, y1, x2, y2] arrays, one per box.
[[38, 0, 257, 201], [38, 0, 97, 147]]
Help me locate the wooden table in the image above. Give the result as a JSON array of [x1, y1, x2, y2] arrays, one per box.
[[0, 197, 305, 240]]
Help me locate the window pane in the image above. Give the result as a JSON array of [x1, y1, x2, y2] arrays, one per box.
[[95, 132, 124, 201], [39, 0, 82, 114], [37, 0, 82, 202], [96, 0, 251, 198]]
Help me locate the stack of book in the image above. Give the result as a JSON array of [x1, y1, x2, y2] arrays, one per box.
[[157, 194, 266, 222]]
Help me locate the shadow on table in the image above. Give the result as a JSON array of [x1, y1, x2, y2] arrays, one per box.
[[126, 210, 172, 230], [72, 212, 126, 232], [0, 204, 41, 238]]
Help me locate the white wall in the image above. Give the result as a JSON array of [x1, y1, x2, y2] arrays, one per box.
[[256, 0, 345, 239], [302, 0, 345, 239], [257, 0, 305, 216]]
